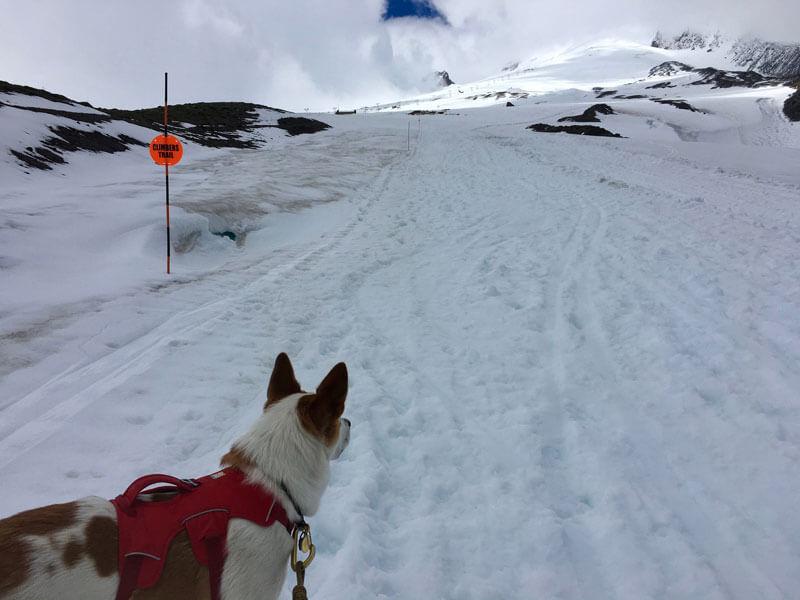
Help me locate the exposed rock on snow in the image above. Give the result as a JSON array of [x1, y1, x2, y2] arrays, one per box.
[[649, 62, 695, 77], [466, 90, 529, 102], [784, 88, 800, 120], [646, 81, 676, 89], [9, 126, 145, 171], [558, 103, 615, 123], [595, 90, 618, 99], [651, 98, 700, 112], [527, 123, 623, 137], [436, 71, 455, 87], [691, 67, 780, 88], [647, 62, 781, 88], [276, 116, 331, 136], [107, 102, 301, 148]]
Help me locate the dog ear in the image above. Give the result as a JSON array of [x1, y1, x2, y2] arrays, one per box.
[[297, 363, 347, 437], [266, 353, 302, 408]]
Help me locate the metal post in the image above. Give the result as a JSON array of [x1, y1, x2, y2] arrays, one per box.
[[164, 72, 170, 274]]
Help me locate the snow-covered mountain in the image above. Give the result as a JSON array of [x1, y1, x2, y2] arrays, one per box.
[[366, 35, 799, 133], [652, 30, 800, 78], [730, 38, 800, 78], [652, 30, 726, 51]]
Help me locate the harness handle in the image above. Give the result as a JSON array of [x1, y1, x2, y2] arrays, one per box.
[[114, 474, 199, 516]]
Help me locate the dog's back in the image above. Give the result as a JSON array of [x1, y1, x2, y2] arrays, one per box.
[[0, 501, 292, 600], [0, 497, 118, 599]]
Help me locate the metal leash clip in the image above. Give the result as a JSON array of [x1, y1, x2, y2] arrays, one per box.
[[291, 524, 316, 571]]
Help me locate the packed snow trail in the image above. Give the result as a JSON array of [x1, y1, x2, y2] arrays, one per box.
[[1, 111, 799, 599], [294, 117, 800, 599]]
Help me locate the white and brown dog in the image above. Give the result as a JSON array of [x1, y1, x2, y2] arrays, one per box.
[[0, 353, 350, 600]]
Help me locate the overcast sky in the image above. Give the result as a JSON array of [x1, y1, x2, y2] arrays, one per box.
[[1, 0, 798, 112]]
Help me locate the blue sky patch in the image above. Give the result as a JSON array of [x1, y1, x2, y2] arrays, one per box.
[[382, 0, 447, 22]]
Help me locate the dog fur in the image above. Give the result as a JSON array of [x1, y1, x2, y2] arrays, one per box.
[[0, 353, 350, 600]]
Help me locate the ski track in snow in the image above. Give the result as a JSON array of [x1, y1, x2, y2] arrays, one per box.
[[1, 111, 799, 599]]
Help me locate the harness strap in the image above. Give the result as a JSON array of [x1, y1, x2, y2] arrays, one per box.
[[114, 473, 199, 516], [205, 536, 224, 600], [115, 555, 144, 600], [184, 509, 229, 600]]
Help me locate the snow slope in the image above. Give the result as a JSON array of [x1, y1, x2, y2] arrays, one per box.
[[2, 45, 800, 599], [365, 38, 793, 115]]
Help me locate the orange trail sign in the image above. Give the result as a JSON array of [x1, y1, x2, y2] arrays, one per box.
[[149, 134, 183, 166]]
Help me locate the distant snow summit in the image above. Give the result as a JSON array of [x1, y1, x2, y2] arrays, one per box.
[[652, 30, 800, 78]]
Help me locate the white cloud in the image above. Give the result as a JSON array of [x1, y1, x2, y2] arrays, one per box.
[[0, 0, 798, 112], [182, 0, 245, 38]]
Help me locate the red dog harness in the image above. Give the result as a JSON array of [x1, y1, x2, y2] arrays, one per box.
[[111, 467, 297, 600]]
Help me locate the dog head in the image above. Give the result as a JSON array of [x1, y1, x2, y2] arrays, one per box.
[[265, 353, 350, 460], [222, 353, 350, 517]]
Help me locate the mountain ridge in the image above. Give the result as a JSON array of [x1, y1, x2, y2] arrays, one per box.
[[1, 80, 331, 171], [366, 34, 798, 119], [652, 30, 800, 78]]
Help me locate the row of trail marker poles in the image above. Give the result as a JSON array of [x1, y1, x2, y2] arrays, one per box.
[[148, 72, 183, 274]]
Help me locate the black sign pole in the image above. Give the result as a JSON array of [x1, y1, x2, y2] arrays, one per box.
[[164, 72, 171, 274]]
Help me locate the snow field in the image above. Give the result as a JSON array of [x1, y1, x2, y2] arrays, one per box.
[[272, 114, 800, 598], [0, 98, 799, 599]]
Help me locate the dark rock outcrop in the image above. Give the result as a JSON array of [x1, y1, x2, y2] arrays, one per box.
[[436, 71, 455, 87], [527, 123, 623, 138], [110, 103, 331, 144], [651, 98, 699, 112], [648, 62, 781, 89], [276, 117, 331, 136], [647, 81, 676, 89], [691, 67, 777, 88], [649, 62, 694, 78], [784, 89, 800, 121], [558, 104, 615, 123], [106, 102, 287, 148], [10, 126, 145, 170]]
